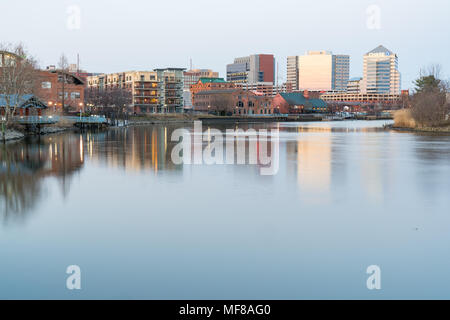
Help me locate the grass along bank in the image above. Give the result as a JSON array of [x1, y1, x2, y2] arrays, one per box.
[[393, 109, 450, 133]]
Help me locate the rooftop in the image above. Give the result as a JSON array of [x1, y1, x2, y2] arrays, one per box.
[[198, 77, 227, 83], [0, 94, 47, 109], [278, 92, 327, 109], [366, 45, 394, 56]]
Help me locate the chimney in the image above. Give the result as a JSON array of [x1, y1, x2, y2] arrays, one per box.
[[303, 90, 309, 98]]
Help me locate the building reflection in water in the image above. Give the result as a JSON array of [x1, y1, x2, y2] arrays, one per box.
[[0, 134, 84, 223], [1, 126, 185, 222], [284, 125, 332, 204], [3, 122, 425, 223], [84, 126, 182, 173]]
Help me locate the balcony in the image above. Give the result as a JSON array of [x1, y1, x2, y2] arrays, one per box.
[[134, 86, 158, 90], [134, 93, 158, 98]]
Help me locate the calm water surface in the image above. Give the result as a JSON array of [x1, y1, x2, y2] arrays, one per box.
[[1, 120, 450, 299]]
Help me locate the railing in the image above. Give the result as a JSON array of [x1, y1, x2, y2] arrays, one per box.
[[246, 113, 289, 118], [246, 114, 289, 118], [13, 116, 60, 124], [62, 116, 107, 124]]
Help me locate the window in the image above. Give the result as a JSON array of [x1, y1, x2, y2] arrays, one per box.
[[71, 92, 81, 100], [41, 82, 52, 89], [58, 92, 68, 99]]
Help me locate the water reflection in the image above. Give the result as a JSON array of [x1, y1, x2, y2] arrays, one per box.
[[0, 135, 84, 223], [0, 126, 192, 223], [85, 126, 182, 173], [1, 121, 450, 225]]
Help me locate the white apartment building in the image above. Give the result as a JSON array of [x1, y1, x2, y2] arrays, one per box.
[[347, 77, 363, 93]]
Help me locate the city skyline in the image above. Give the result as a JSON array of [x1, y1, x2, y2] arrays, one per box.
[[1, 0, 449, 90]]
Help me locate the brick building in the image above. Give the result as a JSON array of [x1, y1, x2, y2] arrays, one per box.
[[193, 89, 274, 115], [38, 70, 85, 112], [184, 69, 220, 90], [190, 78, 236, 106], [1, 50, 85, 113]]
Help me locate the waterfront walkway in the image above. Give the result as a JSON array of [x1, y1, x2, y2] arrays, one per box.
[[13, 115, 107, 126]]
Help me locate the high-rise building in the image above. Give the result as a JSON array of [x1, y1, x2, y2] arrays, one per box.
[[226, 54, 275, 84], [297, 51, 350, 92], [361, 45, 401, 95], [286, 56, 299, 91], [333, 55, 350, 91]]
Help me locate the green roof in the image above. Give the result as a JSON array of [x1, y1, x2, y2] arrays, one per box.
[[279, 93, 327, 110], [279, 93, 308, 105], [199, 77, 226, 83], [309, 98, 327, 108]]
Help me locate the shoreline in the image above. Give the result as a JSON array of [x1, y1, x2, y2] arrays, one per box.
[[1, 117, 400, 142], [391, 125, 450, 134], [2, 126, 74, 142]]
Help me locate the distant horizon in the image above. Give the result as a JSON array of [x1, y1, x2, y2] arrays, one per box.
[[1, 0, 449, 90]]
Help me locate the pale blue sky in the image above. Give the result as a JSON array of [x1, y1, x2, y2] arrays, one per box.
[[1, 0, 449, 89]]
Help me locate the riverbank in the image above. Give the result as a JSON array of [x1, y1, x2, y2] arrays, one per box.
[[392, 125, 450, 133], [128, 113, 323, 125], [2, 130, 25, 141], [2, 125, 74, 142], [0, 114, 402, 142], [392, 109, 450, 133]]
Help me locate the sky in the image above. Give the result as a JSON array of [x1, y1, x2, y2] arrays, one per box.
[[1, 0, 449, 90]]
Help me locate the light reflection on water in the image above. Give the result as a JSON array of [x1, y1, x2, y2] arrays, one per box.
[[1, 120, 450, 299]]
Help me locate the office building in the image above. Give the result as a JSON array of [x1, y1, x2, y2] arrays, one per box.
[[297, 51, 349, 92], [226, 54, 275, 84], [361, 45, 401, 95], [286, 56, 299, 91]]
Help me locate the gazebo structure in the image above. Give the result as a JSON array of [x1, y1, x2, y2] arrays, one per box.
[[0, 94, 48, 117], [0, 94, 57, 126]]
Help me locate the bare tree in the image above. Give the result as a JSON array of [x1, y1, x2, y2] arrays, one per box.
[[0, 44, 39, 137], [85, 87, 132, 121], [58, 53, 69, 113], [210, 93, 233, 116]]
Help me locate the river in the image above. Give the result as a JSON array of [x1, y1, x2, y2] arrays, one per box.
[[1, 120, 450, 299]]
